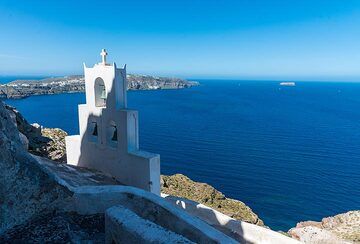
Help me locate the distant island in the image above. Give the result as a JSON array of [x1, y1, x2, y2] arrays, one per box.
[[0, 74, 199, 99]]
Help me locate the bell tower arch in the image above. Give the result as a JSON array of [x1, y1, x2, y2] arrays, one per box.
[[65, 49, 160, 195]]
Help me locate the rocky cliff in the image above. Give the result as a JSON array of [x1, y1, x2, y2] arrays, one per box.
[[0, 101, 120, 242], [0, 74, 199, 99], [288, 211, 360, 243], [161, 174, 264, 226], [0, 102, 72, 234], [5, 105, 67, 162]]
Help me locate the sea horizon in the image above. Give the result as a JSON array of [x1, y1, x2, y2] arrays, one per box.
[[2, 74, 360, 85]]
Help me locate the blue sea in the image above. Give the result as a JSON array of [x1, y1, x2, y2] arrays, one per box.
[[2, 78, 360, 231]]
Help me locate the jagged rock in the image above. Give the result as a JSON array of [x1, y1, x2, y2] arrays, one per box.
[[161, 174, 265, 226], [289, 226, 350, 244], [288, 210, 360, 243], [5, 105, 67, 162], [18, 132, 29, 150], [0, 101, 71, 233], [5, 105, 50, 154]]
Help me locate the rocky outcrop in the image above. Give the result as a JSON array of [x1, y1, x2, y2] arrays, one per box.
[[288, 211, 360, 243], [0, 100, 120, 240], [5, 105, 67, 162], [161, 174, 264, 226], [0, 74, 199, 99], [0, 101, 71, 233], [40, 128, 67, 162]]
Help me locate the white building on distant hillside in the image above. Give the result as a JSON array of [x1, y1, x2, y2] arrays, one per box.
[[65, 49, 160, 195]]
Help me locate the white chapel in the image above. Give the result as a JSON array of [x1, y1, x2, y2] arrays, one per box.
[[65, 49, 160, 195]]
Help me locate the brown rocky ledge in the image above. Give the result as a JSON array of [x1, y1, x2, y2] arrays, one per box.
[[161, 174, 264, 226]]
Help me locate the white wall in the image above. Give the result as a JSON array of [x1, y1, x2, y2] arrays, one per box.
[[66, 61, 160, 195]]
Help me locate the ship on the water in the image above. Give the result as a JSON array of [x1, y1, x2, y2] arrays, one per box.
[[280, 82, 296, 86]]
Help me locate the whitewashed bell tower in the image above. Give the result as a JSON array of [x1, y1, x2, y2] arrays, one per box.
[[65, 49, 160, 195]]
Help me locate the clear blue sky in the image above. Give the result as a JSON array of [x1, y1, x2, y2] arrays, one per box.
[[1, 0, 360, 81]]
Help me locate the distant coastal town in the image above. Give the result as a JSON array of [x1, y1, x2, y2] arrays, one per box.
[[0, 75, 199, 99]]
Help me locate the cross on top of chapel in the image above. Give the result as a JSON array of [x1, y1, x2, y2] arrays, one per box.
[[100, 49, 108, 65]]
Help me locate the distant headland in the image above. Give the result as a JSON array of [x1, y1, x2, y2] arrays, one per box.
[[0, 74, 199, 99]]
